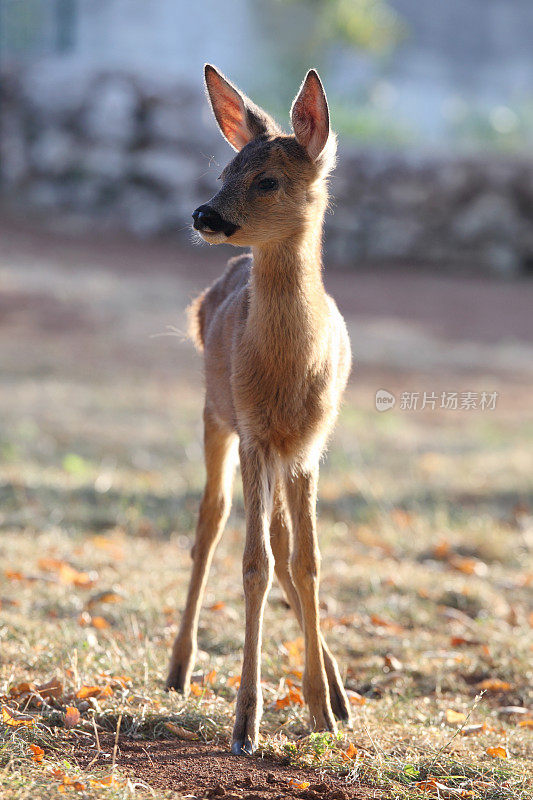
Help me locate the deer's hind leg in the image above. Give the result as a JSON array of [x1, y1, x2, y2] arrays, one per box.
[[270, 480, 351, 723], [166, 409, 237, 693]]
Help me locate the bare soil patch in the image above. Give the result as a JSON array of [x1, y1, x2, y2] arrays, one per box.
[[73, 735, 380, 799]]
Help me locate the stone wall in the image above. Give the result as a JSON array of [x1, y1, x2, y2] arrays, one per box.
[[2, 66, 533, 276]]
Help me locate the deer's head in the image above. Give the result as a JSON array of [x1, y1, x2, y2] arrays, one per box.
[[192, 65, 336, 248]]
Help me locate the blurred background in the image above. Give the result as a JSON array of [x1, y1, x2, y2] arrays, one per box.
[[3, 0, 533, 273], [1, 5, 532, 794]]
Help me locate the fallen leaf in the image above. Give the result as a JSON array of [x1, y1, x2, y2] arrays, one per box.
[[87, 590, 122, 608], [289, 780, 310, 790], [88, 775, 125, 788], [189, 682, 204, 697], [9, 682, 37, 698], [208, 601, 225, 611], [433, 540, 451, 559], [1, 706, 34, 727], [347, 690, 366, 706], [37, 678, 64, 700], [370, 614, 404, 633], [449, 556, 486, 576], [446, 709, 467, 725], [91, 615, 110, 629], [477, 679, 512, 692], [64, 706, 80, 729], [58, 563, 96, 588], [227, 674, 241, 688], [163, 722, 197, 740], [76, 684, 113, 700], [78, 611, 111, 629], [282, 637, 304, 667], [486, 745, 508, 759], [518, 719, 533, 728], [29, 743, 44, 762], [345, 743, 358, 759], [90, 535, 124, 560], [204, 669, 217, 685], [4, 570, 30, 582], [276, 685, 304, 709], [37, 558, 96, 588]]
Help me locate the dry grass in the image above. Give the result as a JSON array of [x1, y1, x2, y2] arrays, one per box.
[[1, 368, 532, 799], [0, 224, 532, 798]]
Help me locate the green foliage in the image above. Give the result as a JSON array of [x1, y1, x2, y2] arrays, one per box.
[[276, 0, 406, 55]]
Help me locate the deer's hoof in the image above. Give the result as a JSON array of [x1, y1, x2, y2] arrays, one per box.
[[231, 738, 255, 756], [165, 664, 189, 695]]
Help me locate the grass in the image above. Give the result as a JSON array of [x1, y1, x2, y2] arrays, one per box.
[[0, 228, 532, 798], [1, 368, 531, 799]]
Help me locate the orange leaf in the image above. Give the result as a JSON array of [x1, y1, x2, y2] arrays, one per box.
[[9, 682, 37, 697], [477, 679, 512, 692], [208, 601, 225, 611], [449, 556, 480, 575], [288, 686, 304, 706], [347, 690, 366, 706], [1, 706, 34, 727], [486, 745, 508, 759], [88, 775, 125, 788], [289, 780, 310, 790], [105, 674, 132, 688], [415, 778, 438, 792], [64, 706, 81, 729], [4, 570, 26, 581], [446, 709, 467, 725], [91, 615, 110, 629], [282, 637, 304, 667], [276, 686, 304, 709], [163, 722, 197, 740], [204, 669, 217, 685], [433, 540, 451, 559], [38, 557, 66, 572], [227, 674, 241, 687], [189, 682, 204, 697], [58, 563, 96, 588], [345, 743, 358, 759], [518, 719, 533, 728], [87, 591, 122, 608], [76, 684, 113, 700], [29, 743, 44, 762]]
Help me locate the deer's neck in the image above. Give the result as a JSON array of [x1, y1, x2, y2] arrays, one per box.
[[248, 232, 329, 363]]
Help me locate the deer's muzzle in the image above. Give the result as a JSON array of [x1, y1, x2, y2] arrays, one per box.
[[192, 204, 239, 237]]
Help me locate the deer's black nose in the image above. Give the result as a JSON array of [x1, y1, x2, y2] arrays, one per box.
[[192, 204, 238, 236]]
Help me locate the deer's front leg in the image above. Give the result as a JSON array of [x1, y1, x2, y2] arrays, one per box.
[[231, 444, 274, 755], [287, 466, 336, 734]]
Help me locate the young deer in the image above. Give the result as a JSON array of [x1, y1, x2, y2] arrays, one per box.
[[166, 65, 352, 755]]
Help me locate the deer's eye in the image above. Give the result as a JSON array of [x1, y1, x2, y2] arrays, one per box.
[[257, 177, 279, 192]]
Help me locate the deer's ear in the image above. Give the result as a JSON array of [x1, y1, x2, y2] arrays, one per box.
[[291, 69, 330, 161], [204, 64, 278, 151]]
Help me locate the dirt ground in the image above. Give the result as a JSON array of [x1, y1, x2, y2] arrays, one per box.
[[73, 734, 381, 799], [1, 210, 532, 800]]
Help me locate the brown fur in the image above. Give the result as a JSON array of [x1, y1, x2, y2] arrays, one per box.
[[167, 66, 352, 754]]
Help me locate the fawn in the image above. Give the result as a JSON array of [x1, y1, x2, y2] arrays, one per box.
[[166, 65, 352, 755]]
